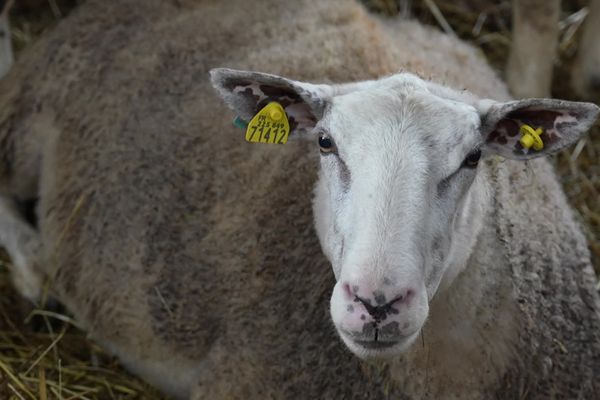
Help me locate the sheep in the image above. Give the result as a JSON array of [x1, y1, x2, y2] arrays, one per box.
[[0, 0, 599, 399], [508, 0, 600, 99]]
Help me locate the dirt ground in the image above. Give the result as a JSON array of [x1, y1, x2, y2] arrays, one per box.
[[0, 0, 598, 399]]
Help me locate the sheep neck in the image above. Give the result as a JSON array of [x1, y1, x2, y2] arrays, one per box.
[[383, 161, 518, 398]]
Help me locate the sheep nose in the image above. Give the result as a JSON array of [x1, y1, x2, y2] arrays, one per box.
[[342, 282, 415, 325], [332, 280, 426, 352], [342, 282, 415, 319], [354, 294, 403, 323]]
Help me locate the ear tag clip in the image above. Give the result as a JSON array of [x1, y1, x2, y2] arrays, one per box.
[[244, 102, 290, 144], [233, 116, 248, 130], [519, 124, 544, 151]]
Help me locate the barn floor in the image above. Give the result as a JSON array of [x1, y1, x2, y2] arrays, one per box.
[[0, 0, 598, 398]]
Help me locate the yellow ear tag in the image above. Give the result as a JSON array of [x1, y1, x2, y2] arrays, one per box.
[[519, 124, 544, 151], [245, 102, 290, 144]]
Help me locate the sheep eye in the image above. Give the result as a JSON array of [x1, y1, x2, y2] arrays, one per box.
[[318, 134, 335, 153], [462, 149, 481, 169]]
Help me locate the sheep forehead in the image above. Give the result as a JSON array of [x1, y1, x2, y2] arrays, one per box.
[[323, 77, 481, 173]]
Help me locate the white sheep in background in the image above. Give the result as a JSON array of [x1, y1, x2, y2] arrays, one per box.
[[0, 0, 599, 399]]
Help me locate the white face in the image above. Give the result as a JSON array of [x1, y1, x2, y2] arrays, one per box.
[[212, 67, 598, 360], [312, 75, 483, 358]]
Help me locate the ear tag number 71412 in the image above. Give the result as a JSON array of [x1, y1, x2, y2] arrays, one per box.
[[245, 102, 290, 144]]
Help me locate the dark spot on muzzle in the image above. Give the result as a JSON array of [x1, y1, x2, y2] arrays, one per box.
[[355, 295, 401, 323]]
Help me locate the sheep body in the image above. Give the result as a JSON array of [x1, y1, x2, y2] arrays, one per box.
[[0, 1, 599, 399]]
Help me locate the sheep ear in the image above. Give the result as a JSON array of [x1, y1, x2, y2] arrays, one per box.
[[210, 68, 332, 136], [479, 98, 599, 159]]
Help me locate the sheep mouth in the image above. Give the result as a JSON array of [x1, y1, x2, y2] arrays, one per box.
[[353, 339, 399, 350], [338, 328, 420, 358]]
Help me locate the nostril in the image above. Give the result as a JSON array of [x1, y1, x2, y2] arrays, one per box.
[[353, 288, 417, 322], [389, 289, 414, 306], [402, 289, 415, 304], [342, 282, 355, 301]]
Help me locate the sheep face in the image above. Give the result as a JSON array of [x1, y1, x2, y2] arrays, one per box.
[[314, 75, 484, 358], [211, 68, 599, 360]]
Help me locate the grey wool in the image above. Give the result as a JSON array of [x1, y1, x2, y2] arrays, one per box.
[[0, 0, 598, 399]]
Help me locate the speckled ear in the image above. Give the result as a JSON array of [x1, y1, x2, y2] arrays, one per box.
[[210, 68, 332, 136], [479, 98, 599, 159]]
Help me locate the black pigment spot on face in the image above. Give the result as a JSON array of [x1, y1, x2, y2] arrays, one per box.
[[373, 290, 387, 305], [338, 158, 351, 190], [379, 321, 400, 339], [355, 295, 399, 323], [360, 314, 366, 320], [437, 177, 450, 197], [352, 285, 359, 294], [347, 304, 354, 313], [362, 322, 377, 338]]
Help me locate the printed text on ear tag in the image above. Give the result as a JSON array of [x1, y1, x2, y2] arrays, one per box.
[[245, 102, 290, 144]]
